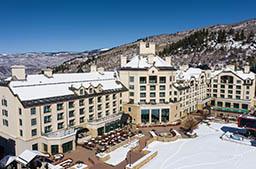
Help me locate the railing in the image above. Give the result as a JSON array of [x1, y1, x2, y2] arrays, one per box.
[[87, 112, 122, 126], [212, 106, 249, 114], [43, 128, 76, 138]]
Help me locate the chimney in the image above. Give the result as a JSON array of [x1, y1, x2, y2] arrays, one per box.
[[180, 65, 189, 71], [147, 54, 155, 65], [42, 68, 53, 78], [97, 67, 104, 74], [90, 64, 97, 72], [120, 55, 127, 67], [226, 64, 235, 71], [244, 63, 250, 74], [11, 65, 26, 80], [139, 41, 155, 55], [165, 56, 172, 65]]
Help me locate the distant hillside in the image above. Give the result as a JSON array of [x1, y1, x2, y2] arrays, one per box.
[[0, 50, 104, 79], [1, 19, 256, 79], [53, 19, 256, 73]]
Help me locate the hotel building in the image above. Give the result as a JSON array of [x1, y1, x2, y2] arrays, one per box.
[[209, 65, 256, 116], [119, 42, 181, 125], [0, 65, 127, 156]]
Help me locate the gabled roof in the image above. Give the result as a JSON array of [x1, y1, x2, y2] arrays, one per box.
[[176, 67, 205, 81], [6, 71, 124, 102], [121, 55, 174, 69], [211, 67, 255, 80]]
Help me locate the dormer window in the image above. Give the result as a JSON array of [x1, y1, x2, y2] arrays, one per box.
[[146, 42, 150, 48], [246, 79, 251, 84], [80, 89, 84, 95], [89, 88, 93, 94]]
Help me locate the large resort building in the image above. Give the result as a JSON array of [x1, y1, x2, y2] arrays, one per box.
[[0, 41, 256, 159], [0, 65, 126, 156]]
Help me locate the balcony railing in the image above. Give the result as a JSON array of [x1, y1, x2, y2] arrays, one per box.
[[87, 112, 122, 126], [43, 128, 76, 139]]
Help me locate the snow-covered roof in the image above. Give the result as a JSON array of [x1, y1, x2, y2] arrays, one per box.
[[7, 71, 123, 101], [0, 155, 16, 167], [122, 55, 172, 69], [176, 67, 205, 81], [16, 150, 48, 165], [212, 67, 255, 80]]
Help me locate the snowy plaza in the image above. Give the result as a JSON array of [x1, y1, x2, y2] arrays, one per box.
[[141, 123, 256, 169]]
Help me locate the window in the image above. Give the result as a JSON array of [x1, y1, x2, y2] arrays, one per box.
[[140, 99, 146, 103], [44, 115, 51, 123], [129, 92, 134, 97], [106, 95, 110, 101], [44, 105, 51, 113], [159, 76, 166, 83], [69, 110, 75, 118], [234, 103, 239, 109], [20, 130, 23, 137], [140, 93, 146, 98], [150, 92, 156, 97], [31, 118, 37, 126], [246, 86, 250, 90], [57, 122, 64, 129], [213, 84, 217, 88], [44, 126, 52, 133], [113, 94, 116, 99], [217, 102, 223, 107], [129, 85, 134, 90], [32, 129, 37, 136], [98, 112, 102, 118], [32, 144, 38, 151], [149, 76, 157, 83], [68, 101, 74, 109], [98, 105, 102, 111], [236, 95, 241, 99], [150, 85, 156, 91], [106, 110, 109, 116], [2, 109, 8, 117], [1, 99, 7, 106], [97, 97, 102, 102], [69, 119, 75, 126], [3, 119, 8, 126], [19, 108, 22, 115], [57, 113, 64, 120], [228, 85, 233, 89], [220, 90, 225, 93], [159, 85, 165, 90], [220, 85, 225, 88], [236, 85, 241, 89], [89, 98, 94, 104], [79, 99, 84, 106], [129, 76, 134, 83], [30, 107, 36, 115], [242, 104, 248, 110], [139, 77, 147, 84], [228, 90, 233, 94], [237, 80, 241, 84], [89, 106, 94, 113], [236, 91, 241, 94], [225, 102, 231, 108], [140, 86, 146, 91], [43, 144, 48, 152], [160, 92, 165, 97], [80, 117, 85, 123], [79, 89, 84, 95], [19, 119, 22, 126], [56, 103, 63, 111], [79, 108, 84, 115]]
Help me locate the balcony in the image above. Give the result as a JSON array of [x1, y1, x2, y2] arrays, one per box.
[[87, 112, 122, 128], [212, 106, 248, 114], [43, 128, 76, 139]]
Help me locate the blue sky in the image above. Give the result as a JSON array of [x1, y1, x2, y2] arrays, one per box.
[[0, 0, 255, 53]]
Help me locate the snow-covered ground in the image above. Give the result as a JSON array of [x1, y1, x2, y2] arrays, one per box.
[[142, 123, 256, 169], [104, 139, 139, 166]]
